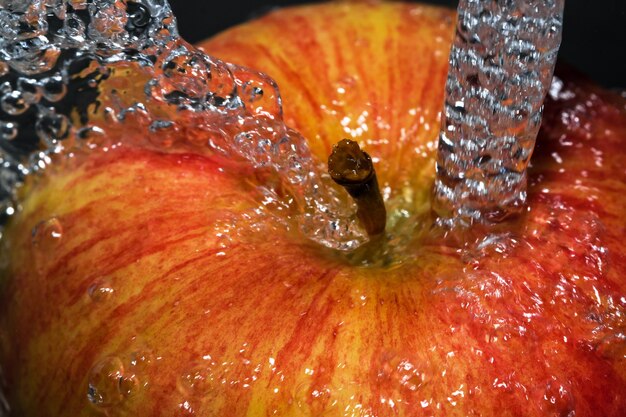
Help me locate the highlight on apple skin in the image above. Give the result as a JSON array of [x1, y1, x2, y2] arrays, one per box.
[[0, 2, 625, 417]]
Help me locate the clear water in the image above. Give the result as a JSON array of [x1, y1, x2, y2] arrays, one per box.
[[0, 0, 567, 250], [434, 0, 565, 224], [0, 0, 367, 251]]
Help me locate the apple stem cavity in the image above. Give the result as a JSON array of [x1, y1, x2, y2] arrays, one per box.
[[328, 139, 387, 237]]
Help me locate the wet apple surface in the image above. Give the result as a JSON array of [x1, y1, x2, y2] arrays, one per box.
[[0, 2, 625, 417]]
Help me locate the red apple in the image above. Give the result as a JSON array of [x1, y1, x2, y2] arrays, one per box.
[[1, 2, 626, 416]]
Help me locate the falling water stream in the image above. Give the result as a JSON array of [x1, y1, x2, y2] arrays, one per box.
[[434, 0, 565, 225]]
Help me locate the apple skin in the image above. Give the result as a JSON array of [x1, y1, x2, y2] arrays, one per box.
[[1, 2, 626, 416], [199, 2, 454, 194]]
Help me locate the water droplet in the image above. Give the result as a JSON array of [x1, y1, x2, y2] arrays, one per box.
[[63, 13, 86, 42], [128, 350, 154, 377], [8, 38, 61, 75], [88, 278, 115, 303], [149, 120, 174, 132], [77, 126, 107, 149], [177, 364, 215, 398], [31, 217, 63, 251], [541, 377, 575, 416], [126, 2, 152, 37], [375, 352, 429, 396], [87, 356, 136, 408], [233, 68, 281, 118], [176, 400, 196, 415], [294, 381, 341, 414]]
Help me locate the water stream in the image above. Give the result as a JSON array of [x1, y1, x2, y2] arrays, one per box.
[[434, 0, 565, 225]]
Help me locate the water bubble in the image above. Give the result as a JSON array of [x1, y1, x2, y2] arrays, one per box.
[[149, 120, 174, 132], [128, 350, 154, 377], [31, 217, 63, 251], [6, 37, 61, 75], [62, 13, 86, 43], [67, 1, 89, 11], [232, 67, 282, 118], [89, 2, 129, 46], [126, 2, 152, 37], [0, 122, 17, 141], [157, 46, 216, 106], [205, 60, 236, 104], [16, 77, 42, 104], [35, 109, 69, 143], [0, 90, 29, 116], [31, 217, 63, 274], [76, 126, 107, 149], [41, 75, 67, 102], [294, 381, 341, 415], [87, 356, 137, 408], [176, 400, 196, 415], [177, 364, 215, 398], [375, 352, 429, 396], [88, 278, 115, 303]]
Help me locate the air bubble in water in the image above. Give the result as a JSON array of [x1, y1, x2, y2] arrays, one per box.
[[31, 217, 63, 274], [0, 122, 17, 141], [7, 38, 61, 76], [16, 77, 41, 104], [35, 109, 69, 144], [0, 91, 29, 116], [41, 75, 67, 102]]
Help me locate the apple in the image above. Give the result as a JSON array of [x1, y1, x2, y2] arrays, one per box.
[[1, 2, 626, 417]]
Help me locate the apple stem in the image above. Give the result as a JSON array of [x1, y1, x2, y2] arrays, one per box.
[[328, 139, 387, 237]]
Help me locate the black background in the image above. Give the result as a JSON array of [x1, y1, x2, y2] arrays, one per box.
[[169, 0, 626, 89]]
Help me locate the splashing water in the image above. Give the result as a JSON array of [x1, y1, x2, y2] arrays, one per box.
[[0, 0, 569, 254], [434, 0, 565, 224], [0, 0, 366, 250]]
